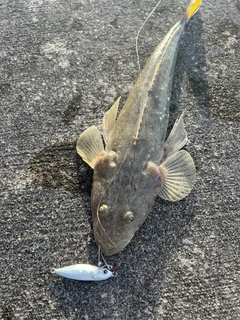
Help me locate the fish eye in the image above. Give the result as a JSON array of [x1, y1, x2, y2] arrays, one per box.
[[123, 211, 135, 224], [99, 204, 108, 215], [103, 269, 108, 274]]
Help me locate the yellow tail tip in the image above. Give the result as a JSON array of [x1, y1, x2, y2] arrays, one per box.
[[186, 0, 202, 20]]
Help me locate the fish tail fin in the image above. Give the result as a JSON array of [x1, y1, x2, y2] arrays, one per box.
[[183, 0, 202, 22]]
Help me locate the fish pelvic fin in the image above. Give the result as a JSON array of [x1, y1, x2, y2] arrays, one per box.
[[158, 150, 196, 201], [184, 0, 202, 22], [102, 97, 120, 145], [164, 112, 188, 159], [76, 125, 105, 169]]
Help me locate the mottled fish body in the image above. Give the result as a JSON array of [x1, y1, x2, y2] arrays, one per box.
[[77, 0, 201, 255]]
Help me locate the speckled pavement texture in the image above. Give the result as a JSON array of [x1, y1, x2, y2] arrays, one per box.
[[1, 1, 239, 319]]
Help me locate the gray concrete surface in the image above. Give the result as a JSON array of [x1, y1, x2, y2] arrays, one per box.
[[1, 0, 239, 319]]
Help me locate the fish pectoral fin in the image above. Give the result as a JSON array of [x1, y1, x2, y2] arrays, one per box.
[[76, 126, 105, 169], [102, 97, 120, 144], [164, 112, 188, 159], [158, 150, 196, 201]]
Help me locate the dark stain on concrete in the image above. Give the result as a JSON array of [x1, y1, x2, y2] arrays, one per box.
[[1, 306, 14, 320], [0, 83, 11, 93], [110, 18, 118, 29], [71, 19, 84, 31], [62, 92, 83, 124], [29, 141, 92, 196]]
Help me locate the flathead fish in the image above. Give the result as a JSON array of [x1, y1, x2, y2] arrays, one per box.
[[76, 0, 201, 255]]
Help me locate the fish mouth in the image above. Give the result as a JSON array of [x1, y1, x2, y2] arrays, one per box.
[[101, 246, 123, 256], [96, 235, 133, 256]]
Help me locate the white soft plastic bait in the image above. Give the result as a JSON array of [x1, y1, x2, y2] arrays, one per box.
[[51, 263, 115, 281]]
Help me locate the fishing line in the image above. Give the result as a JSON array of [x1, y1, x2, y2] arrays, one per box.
[[134, 0, 163, 142], [135, 0, 162, 77]]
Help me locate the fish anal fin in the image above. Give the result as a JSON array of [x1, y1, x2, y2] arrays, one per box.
[[164, 112, 188, 159], [102, 97, 121, 145], [159, 150, 196, 201], [76, 126, 104, 169]]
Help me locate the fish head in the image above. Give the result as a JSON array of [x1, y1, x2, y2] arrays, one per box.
[[91, 152, 160, 256], [91, 192, 136, 256]]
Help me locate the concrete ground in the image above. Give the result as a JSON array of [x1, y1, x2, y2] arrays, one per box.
[[1, 0, 239, 319]]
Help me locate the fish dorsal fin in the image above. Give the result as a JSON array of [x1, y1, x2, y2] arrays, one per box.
[[164, 112, 188, 159], [76, 126, 104, 169], [102, 97, 120, 145], [158, 150, 196, 201]]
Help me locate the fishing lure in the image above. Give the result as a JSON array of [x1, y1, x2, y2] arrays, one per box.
[[51, 263, 115, 281], [76, 0, 201, 255], [51, 248, 116, 281]]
